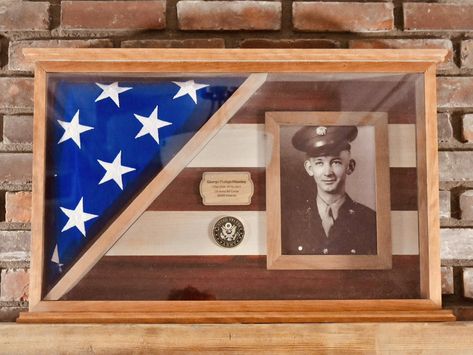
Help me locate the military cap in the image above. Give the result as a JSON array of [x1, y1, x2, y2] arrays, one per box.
[[292, 125, 358, 157]]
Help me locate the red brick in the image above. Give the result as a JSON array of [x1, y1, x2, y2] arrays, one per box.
[[404, 3, 473, 32], [293, 2, 393, 32], [438, 113, 453, 143], [460, 190, 473, 220], [0, 231, 30, 262], [5, 191, 31, 223], [122, 38, 225, 48], [438, 77, 473, 109], [463, 114, 473, 143], [0, 1, 49, 31], [0, 78, 34, 112], [349, 39, 455, 71], [3, 115, 33, 143], [0, 153, 32, 184], [441, 266, 454, 295], [441, 229, 473, 262], [9, 40, 113, 72], [461, 40, 473, 70], [439, 190, 451, 219], [0, 269, 28, 302], [177, 1, 281, 31], [464, 268, 473, 299], [453, 307, 473, 321], [0, 307, 23, 322], [61, 1, 166, 30], [439, 151, 473, 181], [240, 38, 339, 48]]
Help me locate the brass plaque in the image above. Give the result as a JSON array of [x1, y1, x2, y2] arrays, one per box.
[[200, 172, 254, 206]]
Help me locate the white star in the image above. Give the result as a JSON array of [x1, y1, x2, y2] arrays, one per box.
[[172, 80, 209, 104], [97, 151, 136, 190], [51, 244, 63, 272], [134, 105, 172, 144], [60, 198, 98, 237], [57, 110, 94, 149], [95, 82, 132, 108]]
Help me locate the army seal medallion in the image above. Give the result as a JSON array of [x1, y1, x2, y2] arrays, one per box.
[[212, 216, 245, 248]]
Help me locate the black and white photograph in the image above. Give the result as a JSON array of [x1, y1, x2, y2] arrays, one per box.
[[280, 124, 377, 256]]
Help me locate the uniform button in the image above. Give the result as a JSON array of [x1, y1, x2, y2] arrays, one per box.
[[351, 249, 356, 254], [298, 246, 303, 251], [323, 248, 328, 254]]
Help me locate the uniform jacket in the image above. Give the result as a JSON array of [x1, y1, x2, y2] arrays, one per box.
[[281, 193, 377, 255]]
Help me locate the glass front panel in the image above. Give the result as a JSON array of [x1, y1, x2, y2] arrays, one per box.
[[43, 72, 424, 300]]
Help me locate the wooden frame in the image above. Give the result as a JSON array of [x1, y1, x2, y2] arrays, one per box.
[[266, 112, 391, 270], [19, 49, 454, 323]]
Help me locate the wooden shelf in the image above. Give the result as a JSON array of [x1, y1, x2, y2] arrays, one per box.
[[1, 322, 472, 353]]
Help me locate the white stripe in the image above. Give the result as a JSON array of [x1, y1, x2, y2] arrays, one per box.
[[388, 124, 417, 168], [107, 211, 419, 256], [391, 211, 419, 255], [188, 124, 416, 168]]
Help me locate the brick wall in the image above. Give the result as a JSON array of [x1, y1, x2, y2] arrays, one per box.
[[1, 0, 473, 321]]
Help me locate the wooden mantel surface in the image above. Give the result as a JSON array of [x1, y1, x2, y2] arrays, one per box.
[[1, 322, 473, 353]]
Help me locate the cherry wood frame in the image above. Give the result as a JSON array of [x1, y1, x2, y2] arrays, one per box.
[[19, 48, 454, 323], [266, 112, 391, 270]]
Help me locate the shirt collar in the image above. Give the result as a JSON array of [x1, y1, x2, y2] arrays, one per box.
[[316, 194, 346, 221]]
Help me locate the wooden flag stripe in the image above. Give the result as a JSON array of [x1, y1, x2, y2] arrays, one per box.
[[147, 167, 417, 212], [66, 255, 420, 301], [107, 210, 419, 256], [188, 124, 416, 168], [230, 79, 419, 124]]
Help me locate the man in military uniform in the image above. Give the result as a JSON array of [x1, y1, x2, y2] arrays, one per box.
[[281, 125, 377, 256]]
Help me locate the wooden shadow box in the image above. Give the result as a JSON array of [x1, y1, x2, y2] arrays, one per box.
[[18, 49, 455, 323]]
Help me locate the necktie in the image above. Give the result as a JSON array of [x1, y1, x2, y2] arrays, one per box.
[[322, 206, 335, 237]]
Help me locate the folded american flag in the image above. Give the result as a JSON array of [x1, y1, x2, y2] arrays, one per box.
[[45, 76, 244, 290]]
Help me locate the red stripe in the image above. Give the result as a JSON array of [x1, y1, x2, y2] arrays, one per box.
[[230, 78, 418, 124], [148, 167, 417, 211], [67, 255, 420, 300]]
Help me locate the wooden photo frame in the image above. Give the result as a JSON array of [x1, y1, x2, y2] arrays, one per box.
[[266, 112, 392, 270], [17, 48, 456, 323]]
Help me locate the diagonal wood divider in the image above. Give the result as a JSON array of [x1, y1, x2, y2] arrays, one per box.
[[43, 73, 268, 301]]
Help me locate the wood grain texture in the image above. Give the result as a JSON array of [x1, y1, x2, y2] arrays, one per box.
[[149, 168, 266, 211], [188, 124, 416, 168], [29, 61, 438, 74], [22, 48, 448, 63], [147, 167, 417, 212], [10, 322, 473, 352], [17, 310, 455, 323], [390, 168, 418, 210], [29, 64, 47, 310], [29, 299, 441, 313], [43, 73, 268, 301], [108, 211, 419, 256], [231, 78, 421, 125], [421, 65, 442, 305], [62, 255, 420, 301], [108, 211, 267, 256]]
